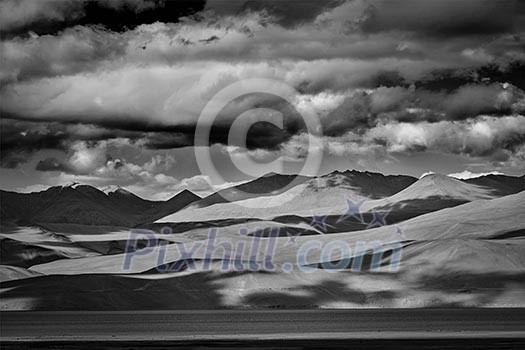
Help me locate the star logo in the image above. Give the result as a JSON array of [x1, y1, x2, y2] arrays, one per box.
[[284, 232, 300, 246], [367, 210, 389, 228], [310, 213, 328, 232], [337, 197, 365, 223], [394, 226, 405, 238]]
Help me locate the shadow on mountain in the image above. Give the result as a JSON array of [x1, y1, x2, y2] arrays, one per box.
[[411, 270, 525, 307], [375, 196, 469, 220], [0, 271, 227, 310], [0, 238, 69, 268], [489, 228, 525, 240], [0, 233, 173, 266], [464, 175, 525, 197], [305, 246, 410, 271], [242, 279, 398, 308], [75, 239, 169, 255], [193, 174, 311, 208], [0, 186, 200, 227], [242, 270, 525, 309], [246, 227, 319, 237], [141, 218, 259, 233], [320, 170, 417, 199], [1, 268, 524, 309], [270, 197, 468, 234]]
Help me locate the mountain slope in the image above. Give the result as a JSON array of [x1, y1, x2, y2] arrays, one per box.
[[356, 173, 523, 214], [464, 174, 524, 196], [3, 187, 525, 309], [157, 170, 418, 223], [157, 172, 523, 223], [376, 173, 495, 203], [189, 173, 311, 209], [141, 189, 201, 223], [321, 170, 417, 199], [30, 191, 525, 276], [192, 170, 416, 209]]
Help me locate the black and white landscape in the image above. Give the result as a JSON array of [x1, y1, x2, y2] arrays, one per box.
[[1, 0, 525, 347], [1, 170, 524, 309]]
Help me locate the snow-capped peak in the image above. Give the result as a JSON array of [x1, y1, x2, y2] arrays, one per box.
[[62, 182, 81, 189], [100, 185, 132, 195]]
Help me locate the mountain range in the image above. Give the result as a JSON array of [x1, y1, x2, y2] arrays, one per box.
[[0, 185, 200, 227], [156, 171, 524, 223], [1, 169, 524, 310], [1, 170, 523, 227]]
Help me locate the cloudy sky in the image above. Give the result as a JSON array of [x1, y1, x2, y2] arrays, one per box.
[[1, 0, 524, 199]]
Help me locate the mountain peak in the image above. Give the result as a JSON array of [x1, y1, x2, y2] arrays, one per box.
[[168, 189, 201, 201], [114, 188, 133, 195], [181, 188, 200, 196], [391, 173, 494, 202], [100, 185, 132, 196], [418, 173, 453, 181], [261, 171, 279, 177], [415, 173, 474, 188]]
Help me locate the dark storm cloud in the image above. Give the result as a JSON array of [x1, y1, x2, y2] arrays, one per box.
[[204, 0, 345, 28], [323, 92, 371, 136], [0, 108, 297, 168], [35, 157, 71, 172], [0, 0, 206, 38], [1, 0, 525, 173], [360, 0, 525, 37], [0, 119, 68, 168], [207, 93, 307, 149], [369, 70, 408, 89], [236, 0, 345, 28], [208, 121, 292, 151], [442, 84, 513, 119], [416, 61, 525, 92], [0, 118, 142, 167], [2, 68, 523, 169], [321, 78, 525, 137], [141, 132, 194, 149]]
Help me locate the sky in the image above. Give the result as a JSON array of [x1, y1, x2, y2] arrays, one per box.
[[1, 0, 524, 200]]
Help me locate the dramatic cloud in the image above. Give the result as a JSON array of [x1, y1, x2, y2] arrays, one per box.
[[365, 115, 525, 157], [359, 0, 524, 37], [0, 0, 206, 37], [35, 157, 71, 172], [1, 0, 525, 195], [442, 83, 519, 118], [261, 115, 525, 169], [28, 139, 211, 199]]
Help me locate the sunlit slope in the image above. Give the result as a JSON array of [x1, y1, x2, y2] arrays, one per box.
[[2, 192, 524, 309], [31, 191, 525, 275], [157, 171, 416, 223], [157, 173, 515, 223]]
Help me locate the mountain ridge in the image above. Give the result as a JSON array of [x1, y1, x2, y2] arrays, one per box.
[[1, 171, 523, 226], [0, 185, 200, 227]]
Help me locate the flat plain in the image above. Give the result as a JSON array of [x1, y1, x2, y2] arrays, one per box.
[[2, 309, 525, 349]]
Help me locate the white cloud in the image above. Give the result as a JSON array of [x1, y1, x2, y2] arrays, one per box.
[[143, 154, 176, 173], [178, 175, 213, 192], [365, 115, 525, 156], [68, 141, 108, 174], [448, 170, 505, 179], [14, 184, 50, 194]]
